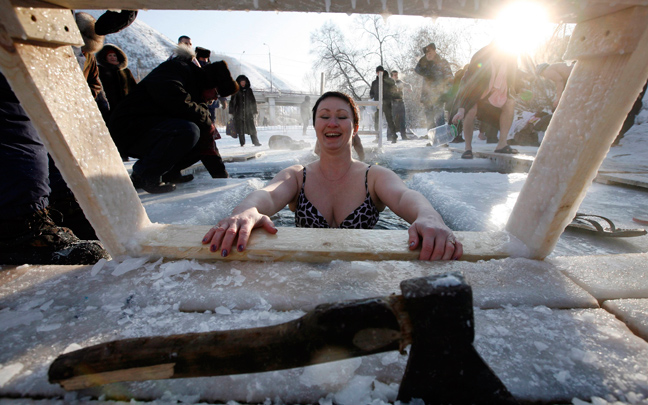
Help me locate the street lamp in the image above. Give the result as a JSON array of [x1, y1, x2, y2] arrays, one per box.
[[238, 50, 245, 73], [263, 42, 273, 93]]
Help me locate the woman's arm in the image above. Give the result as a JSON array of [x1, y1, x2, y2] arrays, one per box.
[[202, 165, 302, 256], [372, 166, 462, 261]]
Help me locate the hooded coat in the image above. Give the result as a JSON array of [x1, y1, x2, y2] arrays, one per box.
[[109, 46, 217, 156], [96, 44, 137, 114], [229, 75, 258, 134]]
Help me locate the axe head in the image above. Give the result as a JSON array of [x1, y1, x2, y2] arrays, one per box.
[[397, 273, 518, 405]]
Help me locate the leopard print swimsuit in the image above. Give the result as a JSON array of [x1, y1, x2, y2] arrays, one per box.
[[295, 166, 380, 229]]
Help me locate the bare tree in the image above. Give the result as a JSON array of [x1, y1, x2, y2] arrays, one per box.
[[310, 22, 373, 99]]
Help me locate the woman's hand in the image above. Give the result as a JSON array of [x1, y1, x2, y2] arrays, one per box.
[[202, 208, 277, 257], [407, 218, 463, 261], [452, 108, 465, 125]]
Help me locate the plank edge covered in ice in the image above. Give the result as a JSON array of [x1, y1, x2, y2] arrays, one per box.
[[136, 225, 515, 262]]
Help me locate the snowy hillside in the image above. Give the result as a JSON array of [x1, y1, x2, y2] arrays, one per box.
[[83, 10, 299, 91]]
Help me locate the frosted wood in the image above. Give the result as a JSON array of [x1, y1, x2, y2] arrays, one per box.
[[564, 6, 648, 60], [13, 0, 648, 23], [0, 11, 151, 257], [138, 225, 513, 262], [506, 11, 648, 259], [0, 3, 83, 46]]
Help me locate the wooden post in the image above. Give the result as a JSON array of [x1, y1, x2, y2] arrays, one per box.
[[0, 4, 152, 257], [506, 6, 648, 259]]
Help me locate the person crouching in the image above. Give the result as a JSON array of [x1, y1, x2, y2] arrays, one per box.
[[109, 46, 238, 193]]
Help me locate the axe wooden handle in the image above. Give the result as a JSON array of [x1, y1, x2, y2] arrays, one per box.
[[49, 295, 410, 390]]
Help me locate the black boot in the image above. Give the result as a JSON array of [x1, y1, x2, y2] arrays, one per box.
[[131, 173, 176, 194], [162, 171, 194, 184], [49, 195, 97, 240], [0, 208, 109, 265]]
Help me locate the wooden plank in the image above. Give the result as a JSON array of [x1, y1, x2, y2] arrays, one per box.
[[564, 6, 648, 60], [0, 1, 83, 47], [138, 225, 514, 262], [12, 0, 648, 23], [594, 172, 648, 188], [506, 7, 648, 259], [0, 5, 151, 257]]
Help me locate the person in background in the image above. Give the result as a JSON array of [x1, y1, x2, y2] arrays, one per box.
[[96, 44, 137, 160], [202, 91, 462, 261], [414, 42, 453, 130], [110, 46, 239, 193], [452, 42, 518, 159], [168, 35, 201, 67], [613, 79, 647, 146], [369, 66, 399, 143], [300, 95, 311, 135], [447, 64, 469, 143], [390, 70, 410, 140], [536, 62, 573, 112], [229, 74, 261, 147], [195, 46, 228, 124]]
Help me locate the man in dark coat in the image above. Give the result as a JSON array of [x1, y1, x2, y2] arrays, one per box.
[[229, 74, 261, 147], [414, 42, 453, 129], [369, 66, 399, 143], [109, 46, 238, 193]]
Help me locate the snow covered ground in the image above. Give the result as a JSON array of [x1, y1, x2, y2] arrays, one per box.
[[1, 99, 647, 403]]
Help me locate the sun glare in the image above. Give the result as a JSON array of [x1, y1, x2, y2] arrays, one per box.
[[493, 2, 551, 55]]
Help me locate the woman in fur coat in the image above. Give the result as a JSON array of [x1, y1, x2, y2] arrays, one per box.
[[97, 44, 138, 118], [229, 74, 261, 147]]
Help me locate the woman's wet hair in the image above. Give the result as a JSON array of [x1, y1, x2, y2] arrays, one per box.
[[312, 91, 359, 129]]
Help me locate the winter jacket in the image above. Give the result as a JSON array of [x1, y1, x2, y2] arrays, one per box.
[[369, 75, 399, 103], [97, 44, 137, 113], [229, 75, 257, 118], [109, 47, 213, 154], [414, 53, 453, 105]]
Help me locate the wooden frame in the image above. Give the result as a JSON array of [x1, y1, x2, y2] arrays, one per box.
[[1, 1, 647, 262]]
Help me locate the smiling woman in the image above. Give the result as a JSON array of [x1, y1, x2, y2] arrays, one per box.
[[202, 91, 463, 261]]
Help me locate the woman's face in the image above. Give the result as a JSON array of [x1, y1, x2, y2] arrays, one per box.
[[106, 52, 119, 66], [314, 96, 356, 150]]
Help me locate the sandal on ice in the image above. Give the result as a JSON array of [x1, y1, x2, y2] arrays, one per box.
[[461, 150, 473, 159], [633, 217, 648, 226], [494, 145, 518, 154], [567, 213, 647, 237]]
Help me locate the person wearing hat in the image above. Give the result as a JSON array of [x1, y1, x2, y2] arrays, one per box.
[[195, 47, 211, 66], [229, 74, 261, 147], [414, 43, 453, 130], [109, 45, 239, 193], [369, 65, 399, 143]]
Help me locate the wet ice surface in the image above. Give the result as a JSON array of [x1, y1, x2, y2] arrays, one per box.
[[0, 256, 647, 404]]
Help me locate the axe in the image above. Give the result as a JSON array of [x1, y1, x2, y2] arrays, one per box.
[[49, 273, 517, 404]]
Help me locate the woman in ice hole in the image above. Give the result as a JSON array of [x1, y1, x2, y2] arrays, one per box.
[[202, 91, 463, 261]]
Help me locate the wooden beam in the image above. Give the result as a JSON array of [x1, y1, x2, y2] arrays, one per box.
[[0, 0, 81, 46], [10, 0, 648, 23], [505, 6, 648, 259], [138, 226, 514, 262], [0, 3, 151, 257]]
